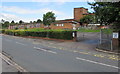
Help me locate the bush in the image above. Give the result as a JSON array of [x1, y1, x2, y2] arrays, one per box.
[[4, 29, 74, 40], [1, 29, 5, 33], [15, 27, 18, 30], [24, 27, 27, 30]]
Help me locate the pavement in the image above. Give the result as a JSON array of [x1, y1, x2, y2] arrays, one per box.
[[2, 60, 18, 72], [1, 33, 120, 72]]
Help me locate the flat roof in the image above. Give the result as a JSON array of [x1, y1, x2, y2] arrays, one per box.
[[74, 7, 88, 10]]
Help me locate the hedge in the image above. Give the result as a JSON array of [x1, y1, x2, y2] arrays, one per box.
[[3, 30, 74, 40]]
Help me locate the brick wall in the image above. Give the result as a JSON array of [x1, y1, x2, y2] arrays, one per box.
[[74, 7, 88, 21], [50, 22, 80, 30], [8, 23, 44, 29]]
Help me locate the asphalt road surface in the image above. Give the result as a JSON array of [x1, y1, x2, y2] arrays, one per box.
[[1, 34, 119, 72]]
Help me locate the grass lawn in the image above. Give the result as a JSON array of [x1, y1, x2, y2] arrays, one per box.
[[77, 28, 100, 32], [77, 28, 112, 34]]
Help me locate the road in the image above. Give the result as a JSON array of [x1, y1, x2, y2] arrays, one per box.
[[1, 34, 119, 72]]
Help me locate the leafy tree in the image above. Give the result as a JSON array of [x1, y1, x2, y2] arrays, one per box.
[[19, 20, 24, 24], [36, 19, 42, 23], [30, 21, 33, 23], [15, 22, 18, 24], [80, 15, 95, 24], [2, 21, 10, 29], [1, 19, 5, 23], [33, 21, 36, 23], [43, 12, 56, 26], [0, 19, 5, 29], [10, 20, 15, 26], [88, 2, 120, 30]]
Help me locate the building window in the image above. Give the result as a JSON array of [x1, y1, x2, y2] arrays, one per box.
[[55, 24, 64, 26], [59, 24, 61, 26], [62, 24, 64, 26], [56, 24, 58, 26]]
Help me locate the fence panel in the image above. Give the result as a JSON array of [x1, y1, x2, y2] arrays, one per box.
[[97, 29, 112, 50]]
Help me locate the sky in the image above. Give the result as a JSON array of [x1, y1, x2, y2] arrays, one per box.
[[1, 1, 94, 23]]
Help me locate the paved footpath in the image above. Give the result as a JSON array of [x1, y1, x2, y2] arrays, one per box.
[[2, 60, 18, 72]]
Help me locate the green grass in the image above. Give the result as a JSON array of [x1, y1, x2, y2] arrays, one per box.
[[77, 28, 100, 32], [77, 28, 113, 34], [101, 29, 113, 34]]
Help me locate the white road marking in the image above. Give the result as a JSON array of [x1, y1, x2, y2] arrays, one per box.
[[47, 50, 57, 54], [34, 47, 57, 54], [76, 57, 120, 69], [16, 42, 26, 46], [34, 47, 47, 51]]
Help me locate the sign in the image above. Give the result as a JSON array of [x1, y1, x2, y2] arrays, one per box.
[[72, 32, 75, 37], [113, 33, 118, 38]]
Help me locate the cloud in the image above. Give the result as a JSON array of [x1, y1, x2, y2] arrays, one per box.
[[2, 6, 65, 15], [0, 12, 73, 22], [56, 16, 73, 20], [0, 13, 38, 22], [0, 13, 19, 21], [1, 5, 72, 22]]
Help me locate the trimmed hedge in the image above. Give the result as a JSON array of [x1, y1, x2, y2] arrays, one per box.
[[3, 29, 74, 40]]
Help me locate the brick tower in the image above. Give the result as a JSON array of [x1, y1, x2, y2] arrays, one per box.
[[74, 7, 88, 21]]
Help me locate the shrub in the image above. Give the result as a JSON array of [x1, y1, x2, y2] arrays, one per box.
[[1, 29, 5, 33], [15, 27, 18, 30], [24, 27, 27, 30], [4, 29, 75, 40]]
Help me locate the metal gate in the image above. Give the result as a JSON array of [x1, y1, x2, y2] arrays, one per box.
[[97, 29, 113, 50]]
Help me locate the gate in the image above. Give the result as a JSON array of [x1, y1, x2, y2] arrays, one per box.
[[97, 29, 113, 50]]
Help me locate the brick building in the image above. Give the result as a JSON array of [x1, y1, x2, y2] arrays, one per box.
[[50, 19, 80, 30], [8, 7, 93, 30], [8, 23, 44, 29], [50, 7, 94, 29], [74, 7, 88, 21]]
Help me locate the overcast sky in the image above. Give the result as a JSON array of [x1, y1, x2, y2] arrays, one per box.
[[1, 1, 94, 23]]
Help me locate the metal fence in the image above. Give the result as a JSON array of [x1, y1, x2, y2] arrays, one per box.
[[97, 29, 113, 50]]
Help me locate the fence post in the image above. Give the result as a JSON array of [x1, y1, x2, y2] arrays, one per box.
[[111, 39, 113, 51], [100, 29, 102, 44], [112, 31, 120, 50]]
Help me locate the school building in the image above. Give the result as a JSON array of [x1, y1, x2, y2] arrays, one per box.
[[8, 7, 93, 30]]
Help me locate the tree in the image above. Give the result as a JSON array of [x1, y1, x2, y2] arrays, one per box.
[[1, 19, 5, 23], [88, 2, 120, 30], [19, 20, 24, 24], [43, 12, 56, 26], [80, 15, 95, 24], [33, 21, 36, 23], [36, 19, 42, 23], [2, 21, 10, 29], [15, 22, 18, 25], [30, 21, 33, 23], [11, 20, 15, 26]]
